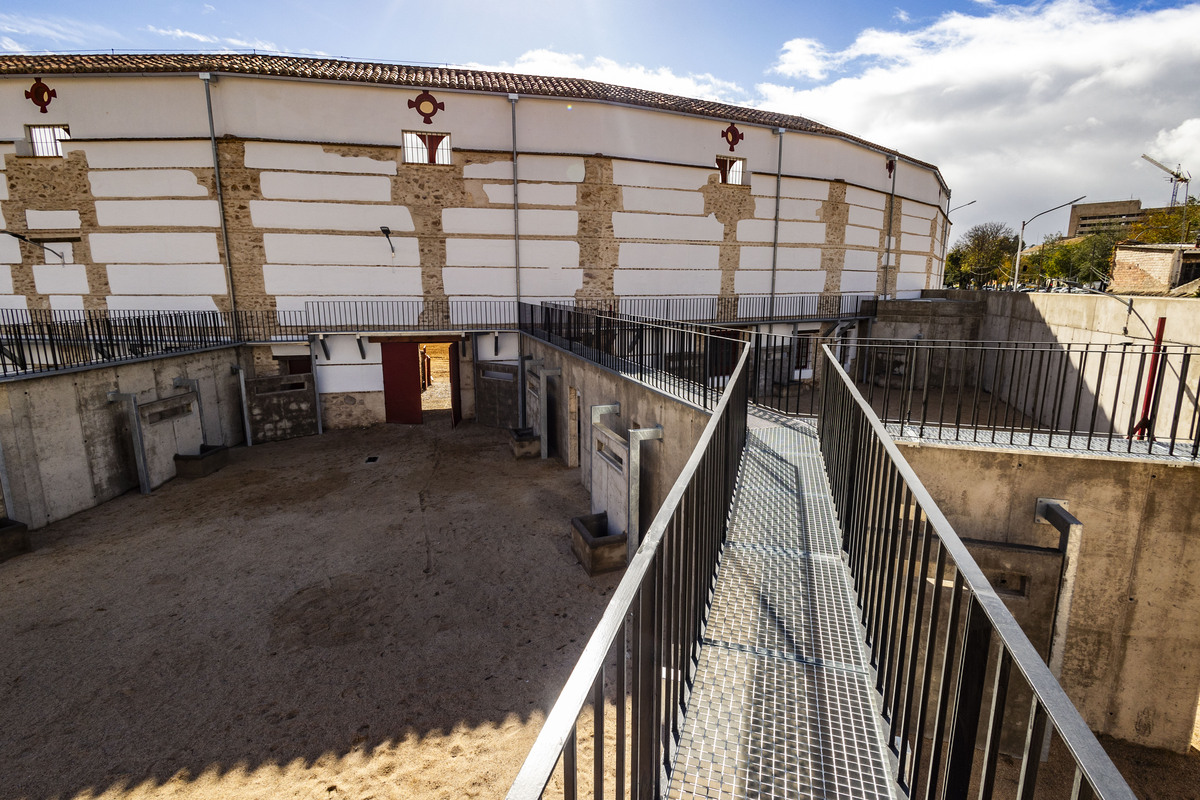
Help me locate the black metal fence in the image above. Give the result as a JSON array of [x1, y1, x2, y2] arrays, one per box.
[[566, 293, 872, 323], [506, 344, 749, 800], [744, 333, 1200, 460], [522, 302, 745, 410], [0, 308, 236, 377], [818, 346, 1136, 800]]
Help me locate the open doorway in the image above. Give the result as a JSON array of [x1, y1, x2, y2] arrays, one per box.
[[380, 338, 463, 427]]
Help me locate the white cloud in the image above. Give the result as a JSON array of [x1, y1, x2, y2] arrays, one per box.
[[0, 36, 23, 51], [144, 24, 277, 52], [894, 8, 911, 24], [0, 12, 122, 45], [469, 50, 750, 105], [772, 38, 835, 81], [755, 0, 1200, 243]]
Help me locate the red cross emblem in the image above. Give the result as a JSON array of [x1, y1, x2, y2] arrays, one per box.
[[26, 78, 56, 114], [720, 123, 744, 152], [408, 90, 444, 125]]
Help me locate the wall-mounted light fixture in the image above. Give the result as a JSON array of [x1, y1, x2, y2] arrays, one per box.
[[380, 226, 395, 254], [1, 230, 65, 265]]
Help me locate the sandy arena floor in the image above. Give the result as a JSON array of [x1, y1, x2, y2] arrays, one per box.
[[0, 410, 619, 800]]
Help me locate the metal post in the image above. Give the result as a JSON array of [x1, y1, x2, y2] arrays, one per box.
[[108, 391, 151, 494]]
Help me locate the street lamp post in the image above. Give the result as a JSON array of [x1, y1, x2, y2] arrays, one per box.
[[1010, 195, 1085, 290]]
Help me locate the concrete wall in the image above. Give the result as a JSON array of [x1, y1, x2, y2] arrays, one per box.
[[899, 441, 1200, 752], [0, 347, 246, 529], [523, 337, 712, 542]]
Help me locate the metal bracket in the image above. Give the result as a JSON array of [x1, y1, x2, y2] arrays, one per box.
[[313, 333, 330, 361], [355, 334, 367, 360], [108, 391, 151, 494], [591, 403, 619, 425]]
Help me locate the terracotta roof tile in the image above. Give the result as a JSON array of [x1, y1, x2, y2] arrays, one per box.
[[0, 52, 941, 175]]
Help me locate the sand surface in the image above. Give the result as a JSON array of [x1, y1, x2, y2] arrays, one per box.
[[0, 410, 618, 800]]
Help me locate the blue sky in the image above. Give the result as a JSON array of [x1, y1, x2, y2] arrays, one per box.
[[3, 0, 1199, 247]]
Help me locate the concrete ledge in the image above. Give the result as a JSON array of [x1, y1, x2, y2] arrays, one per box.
[[510, 427, 539, 458], [174, 445, 231, 479], [0, 517, 30, 563], [570, 512, 627, 576]]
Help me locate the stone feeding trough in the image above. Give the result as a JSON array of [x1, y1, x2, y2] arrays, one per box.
[[570, 511, 627, 576], [509, 427, 540, 458], [174, 444, 231, 479]]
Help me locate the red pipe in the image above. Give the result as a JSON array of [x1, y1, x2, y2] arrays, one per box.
[[1133, 316, 1167, 439]]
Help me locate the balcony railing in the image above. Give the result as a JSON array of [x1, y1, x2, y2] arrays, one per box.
[[506, 343, 750, 799], [818, 344, 1136, 800]]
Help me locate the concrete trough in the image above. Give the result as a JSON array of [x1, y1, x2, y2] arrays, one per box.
[[570, 511, 627, 576]]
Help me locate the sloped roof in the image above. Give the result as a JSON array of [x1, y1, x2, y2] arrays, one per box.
[[0, 52, 942, 176]]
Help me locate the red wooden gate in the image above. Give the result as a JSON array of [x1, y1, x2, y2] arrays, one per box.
[[381, 342, 423, 424]]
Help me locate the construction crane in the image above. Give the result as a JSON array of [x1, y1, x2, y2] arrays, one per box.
[[1141, 153, 1191, 209]]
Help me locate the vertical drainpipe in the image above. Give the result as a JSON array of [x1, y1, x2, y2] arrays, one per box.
[[883, 158, 898, 300], [201, 73, 241, 340], [509, 94, 527, 429], [938, 191, 952, 288], [769, 127, 785, 322]]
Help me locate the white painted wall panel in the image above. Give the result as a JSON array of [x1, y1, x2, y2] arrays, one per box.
[[263, 264, 422, 296], [26, 210, 81, 229], [896, 272, 928, 292], [900, 253, 929, 271], [481, 183, 577, 206], [313, 335, 382, 366], [107, 264, 227, 295], [250, 201, 415, 231], [49, 295, 84, 311], [776, 270, 828, 293], [95, 200, 220, 227], [0, 238, 17, 264], [259, 172, 392, 202], [737, 219, 824, 244], [518, 268, 584, 297], [442, 208, 578, 236], [618, 242, 719, 269], [106, 295, 220, 312], [734, 270, 771, 294], [89, 170, 209, 198], [903, 236, 933, 254], [0, 295, 28, 311], [313, 363, 384, 393], [517, 156, 586, 183], [0, 265, 13, 293], [840, 271, 877, 292], [243, 141, 396, 175], [902, 215, 934, 235], [750, 175, 828, 200], [844, 249, 879, 270], [263, 233, 419, 266], [443, 266, 515, 296], [738, 246, 822, 270], [77, 141, 213, 169], [612, 212, 723, 241], [614, 269, 721, 295], [904, 202, 938, 220], [38, 242, 73, 264], [844, 225, 880, 247], [445, 238, 578, 268], [463, 161, 512, 180], [848, 206, 884, 228], [753, 198, 821, 220], [621, 187, 704, 215], [612, 160, 710, 191], [846, 186, 886, 210], [33, 264, 89, 294], [89, 233, 220, 264]]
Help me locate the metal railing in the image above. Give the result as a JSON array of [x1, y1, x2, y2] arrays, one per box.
[[818, 345, 1136, 800], [853, 339, 1200, 460], [237, 300, 522, 342], [0, 308, 236, 377], [565, 293, 873, 323], [522, 302, 744, 410], [507, 344, 749, 800]]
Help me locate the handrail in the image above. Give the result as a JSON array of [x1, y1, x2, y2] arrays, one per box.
[[507, 343, 750, 799], [818, 344, 1136, 799]]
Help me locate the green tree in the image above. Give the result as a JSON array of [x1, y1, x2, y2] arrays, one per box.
[[949, 222, 1018, 288], [1129, 197, 1200, 244]]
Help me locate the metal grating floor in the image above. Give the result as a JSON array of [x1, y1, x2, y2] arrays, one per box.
[[666, 413, 894, 800]]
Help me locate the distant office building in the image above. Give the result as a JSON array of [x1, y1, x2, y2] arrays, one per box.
[[1067, 200, 1144, 236]]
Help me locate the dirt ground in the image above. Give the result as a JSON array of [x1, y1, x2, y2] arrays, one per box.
[[0, 412, 619, 800]]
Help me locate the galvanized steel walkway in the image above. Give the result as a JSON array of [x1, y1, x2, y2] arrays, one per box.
[[666, 410, 895, 800]]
